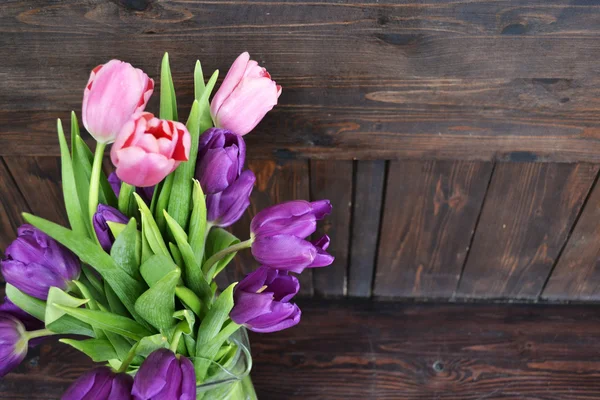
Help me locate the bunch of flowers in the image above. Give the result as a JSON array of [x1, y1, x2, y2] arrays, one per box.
[[0, 52, 333, 399]]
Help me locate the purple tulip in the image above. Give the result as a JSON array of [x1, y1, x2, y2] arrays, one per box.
[[195, 128, 255, 227], [0, 297, 43, 333], [249, 200, 334, 273], [93, 204, 129, 252], [196, 128, 246, 194], [109, 172, 154, 205], [230, 266, 301, 333], [132, 349, 196, 400], [62, 367, 133, 400], [1, 225, 80, 300], [206, 170, 256, 227], [0, 312, 28, 378]]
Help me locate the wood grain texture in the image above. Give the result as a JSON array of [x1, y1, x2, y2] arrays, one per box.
[[348, 160, 385, 297], [542, 176, 600, 301], [218, 159, 314, 295], [4, 157, 68, 226], [457, 163, 599, 300], [373, 160, 493, 299], [310, 160, 353, 297], [3, 1, 600, 161], [0, 159, 30, 256], [5, 300, 600, 399]]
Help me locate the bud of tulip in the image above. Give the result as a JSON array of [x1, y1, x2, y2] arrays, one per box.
[[108, 172, 154, 205], [0, 313, 28, 378], [195, 128, 255, 227], [93, 204, 129, 252], [250, 201, 334, 273], [1, 225, 81, 300], [82, 60, 154, 143], [132, 349, 196, 400], [230, 266, 301, 333], [111, 112, 191, 187], [211, 52, 281, 136], [62, 367, 133, 400]]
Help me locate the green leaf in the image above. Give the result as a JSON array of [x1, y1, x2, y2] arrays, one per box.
[[164, 211, 205, 294], [5, 284, 46, 321], [78, 272, 107, 306], [155, 174, 174, 235], [104, 281, 130, 318], [184, 335, 196, 357], [107, 221, 127, 238], [166, 100, 200, 231], [23, 213, 148, 324], [56, 305, 153, 341], [194, 60, 205, 101], [134, 268, 180, 332], [57, 119, 88, 237], [110, 218, 142, 280], [175, 286, 203, 317], [45, 287, 89, 325], [169, 242, 184, 267], [105, 331, 133, 361], [198, 69, 219, 133], [60, 338, 118, 363], [135, 193, 170, 258], [141, 225, 153, 264], [82, 265, 105, 298], [173, 309, 196, 335], [195, 283, 236, 380], [188, 180, 208, 265], [140, 255, 179, 287], [205, 228, 241, 279], [118, 182, 136, 217], [160, 52, 178, 121], [136, 334, 170, 358]]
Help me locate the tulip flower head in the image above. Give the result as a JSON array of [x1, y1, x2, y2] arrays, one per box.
[[111, 112, 191, 187], [83, 60, 154, 143], [0, 313, 28, 378], [195, 128, 256, 227], [0, 297, 43, 333], [211, 52, 281, 136], [1, 225, 80, 300], [62, 367, 134, 400], [132, 348, 196, 400], [93, 204, 130, 252], [250, 200, 334, 273], [230, 266, 301, 333]]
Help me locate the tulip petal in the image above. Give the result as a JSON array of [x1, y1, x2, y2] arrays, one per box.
[[252, 235, 316, 273], [114, 147, 176, 187], [210, 52, 251, 117]]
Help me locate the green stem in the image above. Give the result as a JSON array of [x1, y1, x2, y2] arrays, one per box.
[[88, 142, 107, 240], [24, 328, 56, 341], [212, 320, 241, 345], [118, 342, 140, 373], [202, 238, 253, 277], [118, 182, 135, 216]]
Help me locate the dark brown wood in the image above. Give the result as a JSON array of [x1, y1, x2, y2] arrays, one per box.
[[457, 163, 599, 300], [5, 301, 600, 399], [373, 160, 493, 299], [3, 1, 600, 162], [219, 159, 314, 295], [310, 160, 353, 297], [0, 159, 30, 255], [4, 157, 68, 226], [542, 176, 600, 301], [348, 161, 385, 297]]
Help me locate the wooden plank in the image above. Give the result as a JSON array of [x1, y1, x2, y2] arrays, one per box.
[[310, 160, 353, 297], [542, 176, 600, 301], [3, 1, 600, 161], [457, 163, 599, 300], [5, 301, 600, 399], [373, 160, 493, 299], [0, 159, 30, 256], [4, 157, 68, 226], [347, 161, 385, 297], [219, 159, 313, 296]]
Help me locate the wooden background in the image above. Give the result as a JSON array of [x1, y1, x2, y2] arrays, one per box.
[[3, 0, 600, 302]]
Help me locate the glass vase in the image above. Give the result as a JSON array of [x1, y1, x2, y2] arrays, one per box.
[[195, 327, 257, 400]]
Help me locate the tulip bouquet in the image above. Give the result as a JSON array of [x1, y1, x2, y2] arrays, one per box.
[[0, 52, 333, 399]]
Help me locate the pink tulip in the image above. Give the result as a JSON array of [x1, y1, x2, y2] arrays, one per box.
[[82, 60, 154, 143], [110, 112, 191, 187], [211, 52, 282, 136]]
